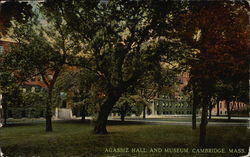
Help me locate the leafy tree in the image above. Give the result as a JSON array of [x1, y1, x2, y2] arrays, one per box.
[[134, 67, 181, 119], [0, 2, 33, 126], [115, 96, 134, 122], [43, 0, 191, 134], [182, 0, 249, 146], [21, 90, 47, 118], [0, 57, 24, 126], [54, 69, 99, 122], [115, 94, 149, 121], [2, 5, 77, 131], [0, 83, 21, 125]]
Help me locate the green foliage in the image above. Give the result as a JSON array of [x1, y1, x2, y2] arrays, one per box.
[[0, 2, 33, 37], [22, 91, 47, 108], [1, 4, 80, 131], [42, 1, 192, 121], [115, 95, 149, 116], [53, 69, 103, 116], [6, 90, 47, 118], [3, 87, 22, 108]]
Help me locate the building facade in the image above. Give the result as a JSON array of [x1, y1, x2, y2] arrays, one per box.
[[211, 100, 248, 116]]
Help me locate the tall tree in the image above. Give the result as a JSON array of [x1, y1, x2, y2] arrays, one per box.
[[43, 0, 191, 134], [2, 5, 77, 131], [182, 0, 249, 146]]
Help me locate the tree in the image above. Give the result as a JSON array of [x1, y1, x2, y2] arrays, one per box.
[[43, 0, 191, 134], [0, 65, 22, 126], [2, 5, 77, 131], [54, 69, 98, 122], [0, 1, 33, 126], [182, 0, 249, 146], [115, 94, 149, 121]]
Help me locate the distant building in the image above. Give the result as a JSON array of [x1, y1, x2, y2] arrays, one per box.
[[149, 72, 192, 116], [211, 101, 248, 116], [150, 96, 192, 116]]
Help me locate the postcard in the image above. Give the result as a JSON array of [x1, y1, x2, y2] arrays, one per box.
[[0, 0, 249, 157]]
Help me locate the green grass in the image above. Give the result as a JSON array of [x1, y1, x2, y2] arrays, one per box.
[[0, 120, 249, 157]]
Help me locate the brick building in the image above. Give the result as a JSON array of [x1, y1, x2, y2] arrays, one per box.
[[211, 100, 248, 116]]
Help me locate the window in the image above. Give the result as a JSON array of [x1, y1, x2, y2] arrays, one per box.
[[0, 46, 4, 55]]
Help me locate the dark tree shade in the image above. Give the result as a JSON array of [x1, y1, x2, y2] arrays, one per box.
[[0, 1, 33, 37]]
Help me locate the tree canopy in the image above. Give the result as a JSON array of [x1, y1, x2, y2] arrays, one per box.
[[41, 0, 192, 134], [181, 0, 249, 146]]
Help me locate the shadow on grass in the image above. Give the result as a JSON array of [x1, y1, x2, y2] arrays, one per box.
[[107, 120, 147, 126], [3, 123, 38, 127], [208, 119, 248, 122]]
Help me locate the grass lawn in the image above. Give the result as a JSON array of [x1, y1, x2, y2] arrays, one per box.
[[0, 120, 249, 157]]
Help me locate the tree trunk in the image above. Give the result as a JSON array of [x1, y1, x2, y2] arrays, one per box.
[[2, 93, 7, 127], [143, 104, 146, 119], [208, 103, 212, 120], [199, 95, 209, 147], [120, 112, 125, 122], [120, 103, 128, 122], [216, 100, 220, 116], [237, 102, 240, 115], [192, 88, 197, 130], [81, 104, 86, 122], [3, 105, 7, 127], [94, 93, 121, 134], [45, 90, 53, 132], [226, 100, 231, 120]]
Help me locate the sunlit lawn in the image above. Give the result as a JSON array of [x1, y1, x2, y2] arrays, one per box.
[[0, 120, 249, 157]]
